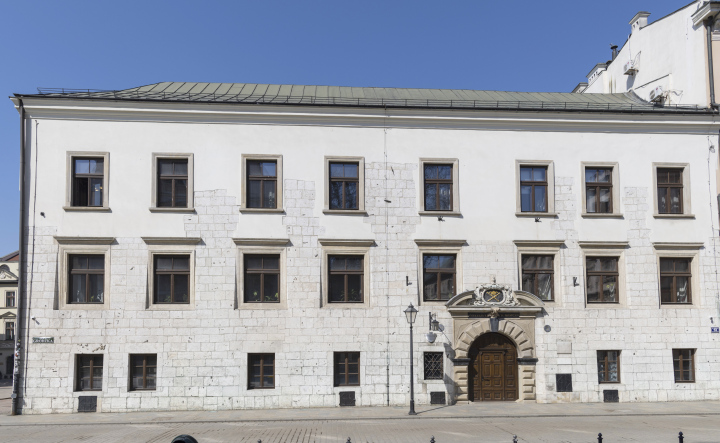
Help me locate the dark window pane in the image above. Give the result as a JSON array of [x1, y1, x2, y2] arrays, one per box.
[[586, 257, 599, 272], [90, 178, 103, 206], [597, 169, 610, 182], [586, 187, 597, 212], [438, 165, 452, 180], [598, 188, 611, 213], [437, 255, 455, 269], [346, 257, 362, 271], [158, 179, 173, 207], [264, 256, 279, 269], [439, 273, 454, 299], [587, 276, 600, 302], [173, 257, 190, 270], [520, 167, 532, 181], [520, 186, 532, 212], [676, 277, 689, 303], [600, 258, 617, 272], [585, 169, 597, 183], [344, 164, 358, 178], [175, 179, 188, 207], [88, 274, 104, 303], [88, 256, 104, 270], [156, 274, 172, 303], [425, 184, 437, 210], [660, 276, 673, 303], [72, 255, 87, 269], [348, 373, 359, 385], [438, 184, 452, 210], [263, 274, 279, 302], [74, 178, 89, 206], [534, 186, 547, 212], [521, 273, 534, 293], [156, 257, 173, 270], [533, 168, 546, 181], [248, 161, 262, 176], [660, 258, 673, 272], [658, 187, 668, 213], [329, 181, 343, 209], [246, 256, 263, 269], [602, 276, 617, 302], [345, 182, 358, 209], [75, 159, 90, 174], [173, 275, 189, 303], [537, 256, 553, 269], [330, 163, 344, 178], [159, 160, 174, 176], [329, 275, 345, 302], [329, 256, 344, 271], [424, 165, 437, 180], [248, 180, 261, 208], [245, 274, 262, 302], [71, 274, 86, 303], [347, 274, 362, 302], [174, 161, 188, 176], [537, 273, 552, 300], [675, 259, 689, 272], [424, 273, 438, 300], [262, 181, 277, 208], [424, 255, 439, 269], [262, 162, 276, 177]]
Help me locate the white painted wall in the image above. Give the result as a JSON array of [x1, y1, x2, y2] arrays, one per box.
[[13, 98, 720, 413]]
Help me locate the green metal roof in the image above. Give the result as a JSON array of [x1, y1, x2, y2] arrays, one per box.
[[15, 82, 714, 114]]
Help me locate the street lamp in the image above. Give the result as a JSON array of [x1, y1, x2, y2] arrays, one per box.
[[404, 303, 418, 415]]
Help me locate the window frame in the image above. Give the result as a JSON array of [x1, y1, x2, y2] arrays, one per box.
[[152, 255, 191, 305], [672, 349, 695, 383], [578, 242, 627, 308], [327, 255, 365, 304], [415, 240, 465, 306], [334, 352, 360, 387], [597, 350, 621, 384], [580, 162, 622, 217], [652, 163, 693, 218], [129, 354, 157, 391], [423, 351, 444, 380], [659, 257, 692, 304], [319, 239, 373, 308], [144, 238, 200, 310], [4, 321, 14, 341], [515, 160, 555, 217], [240, 154, 283, 213], [653, 243, 702, 308], [75, 354, 104, 392], [247, 353, 275, 390], [55, 237, 113, 311], [68, 254, 106, 305], [5, 291, 15, 308], [64, 152, 110, 212], [418, 158, 460, 215], [150, 153, 194, 212], [514, 240, 563, 304], [324, 156, 366, 214], [520, 254, 554, 301], [235, 239, 289, 310], [422, 254, 457, 302]]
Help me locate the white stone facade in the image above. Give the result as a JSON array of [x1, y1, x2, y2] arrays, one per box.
[[9, 92, 720, 414]]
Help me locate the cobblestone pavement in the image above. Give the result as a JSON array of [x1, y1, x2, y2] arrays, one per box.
[[0, 400, 719, 443]]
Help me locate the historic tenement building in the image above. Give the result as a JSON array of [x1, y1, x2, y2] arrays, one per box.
[[8, 2, 720, 415], [0, 251, 18, 380]]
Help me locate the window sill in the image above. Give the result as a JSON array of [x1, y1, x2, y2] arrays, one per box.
[[323, 302, 369, 309], [418, 211, 462, 217], [149, 207, 195, 213], [653, 214, 696, 219], [322, 209, 368, 216], [239, 302, 288, 310], [63, 206, 111, 212], [421, 299, 452, 306], [515, 212, 557, 218], [598, 381, 622, 385], [581, 213, 624, 218], [660, 303, 696, 308], [147, 304, 194, 311], [240, 208, 285, 214]]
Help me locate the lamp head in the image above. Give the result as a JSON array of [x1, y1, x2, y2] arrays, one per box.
[[404, 303, 418, 324]]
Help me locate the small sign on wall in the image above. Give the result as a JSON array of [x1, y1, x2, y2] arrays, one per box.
[[712, 327, 719, 333], [32, 337, 54, 343]]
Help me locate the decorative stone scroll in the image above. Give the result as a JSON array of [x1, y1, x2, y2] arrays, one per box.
[[473, 283, 520, 307]]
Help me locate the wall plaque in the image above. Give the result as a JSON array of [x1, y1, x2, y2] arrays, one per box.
[[712, 327, 719, 333], [32, 337, 54, 344]]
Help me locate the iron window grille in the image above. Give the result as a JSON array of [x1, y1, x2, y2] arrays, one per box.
[[423, 254, 456, 301], [329, 162, 359, 210], [334, 352, 360, 387], [672, 349, 695, 382], [556, 374, 572, 392], [154, 255, 190, 304], [657, 168, 683, 214], [72, 157, 104, 207], [423, 164, 453, 211], [586, 257, 619, 303], [157, 159, 188, 208], [585, 168, 613, 213], [521, 255, 554, 301], [328, 256, 364, 303], [597, 350, 620, 383], [69, 254, 105, 304], [244, 255, 280, 303], [520, 166, 548, 212], [248, 353, 275, 389], [129, 354, 156, 391], [5, 291, 15, 308], [76, 354, 103, 391], [660, 258, 691, 304], [424, 352, 443, 380], [5, 322, 14, 341], [247, 160, 277, 209]]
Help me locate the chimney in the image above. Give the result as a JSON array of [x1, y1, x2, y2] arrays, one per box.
[[610, 44, 619, 60], [629, 11, 650, 34]]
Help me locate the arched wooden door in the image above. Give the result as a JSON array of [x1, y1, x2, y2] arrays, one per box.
[[468, 333, 518, 401]]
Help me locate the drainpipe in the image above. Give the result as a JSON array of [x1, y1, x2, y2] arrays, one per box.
[[706, 16, 719, 109], [11, 98, 26, 416]]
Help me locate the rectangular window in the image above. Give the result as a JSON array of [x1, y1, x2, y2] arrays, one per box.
[[520, 166, 548, 212], [244, 255, 280, 303], [521, 255, 554, 301], [69, 254, 105, 304], [329, 162, 359, 210], [585, 168, 613, 213], [660, 258, 691, 304], [129, 354, 156, 391], [586, 257, 619, 303], [672, 349, 695, 382], [334, 352, 360, 386], [248, 353, 275, 389], [597, 350, 620, 383], [72, 158, 104, 207], [5, 322, 14, 341], [154, 255, 190, 304], [328, 255, 364, 303], [657, 168, 683, 214], [424, 164, 453, 211], [247, 160, 277, 209], [423, 254, 456, 301], [6, 291, 15, 308], [424, 352, 443, 380], [76, 354, 103, 391], [157, 159, 188, 208]]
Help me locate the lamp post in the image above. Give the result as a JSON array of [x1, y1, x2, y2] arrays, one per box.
[[404, 303, 418, 415]]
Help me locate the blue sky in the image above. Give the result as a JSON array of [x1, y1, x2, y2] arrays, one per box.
[[0, 0, 687, 254]]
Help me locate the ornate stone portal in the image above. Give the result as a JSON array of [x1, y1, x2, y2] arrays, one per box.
[[445, 284, 545, 403]]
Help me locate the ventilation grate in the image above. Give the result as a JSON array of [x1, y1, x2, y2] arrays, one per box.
[[603, 389, 619, 402], [339, 391, 356, 407], [556, 374, 573, 393], [430, 392, 446, 405], [78, 396, 97, 413]]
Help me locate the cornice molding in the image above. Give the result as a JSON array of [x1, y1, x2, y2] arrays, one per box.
[[578, 241, 629, 249], [513, 240, 565, 248], [232, 238, 291, 246], [54, 236, 115, 245], [318, 239, 376, 247], [142, 237, 202, 245], [414, 239, 467, 247], [652, 242, 704, 250]]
